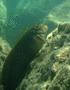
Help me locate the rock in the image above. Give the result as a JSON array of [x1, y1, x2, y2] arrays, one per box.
[[0, 1, 7, 25], [17, 23, 70, 90], [0, 37, 11, 89], [48, 65, 70, 90], [54, 46, 70, 62], [0, 37, 11, 72], [0, 1, 7, 36], [48, 0, 70, 24]]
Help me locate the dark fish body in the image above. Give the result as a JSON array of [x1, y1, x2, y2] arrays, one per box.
[[2, 24, 48, 90]]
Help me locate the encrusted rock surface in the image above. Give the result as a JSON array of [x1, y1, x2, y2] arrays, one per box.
[[17, 23, 70, 90]]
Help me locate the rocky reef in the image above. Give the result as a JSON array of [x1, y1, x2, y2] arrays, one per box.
[[0, 1, 7, 36], [48, 0, 70, 24], [0, 37, 11, 90], [16, 23, 70, 90], [0, 1, 7, 25]]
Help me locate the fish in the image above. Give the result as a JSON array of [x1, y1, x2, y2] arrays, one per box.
[[2, 24, 48, 90]]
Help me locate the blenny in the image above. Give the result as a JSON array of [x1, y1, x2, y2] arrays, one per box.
[[2, 24, 48, 90]]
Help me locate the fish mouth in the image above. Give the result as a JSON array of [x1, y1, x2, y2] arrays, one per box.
[[37, 29, 47, 38], [37, 30, 47, 34]]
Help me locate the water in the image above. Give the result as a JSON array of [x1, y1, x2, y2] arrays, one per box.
[[0, 0, 68, 46], [0, 0, 70, 90]]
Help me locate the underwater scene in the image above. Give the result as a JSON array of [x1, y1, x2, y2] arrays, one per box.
[[0, 0, 70, 90]]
